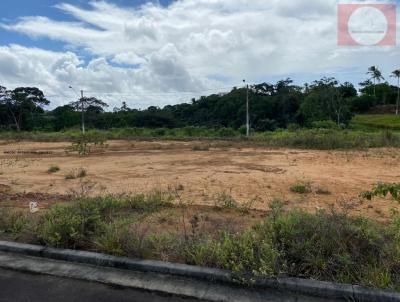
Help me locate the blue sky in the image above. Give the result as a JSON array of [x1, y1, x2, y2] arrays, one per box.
[[0, 0, 399, 109], [0, 0, 171, 54]]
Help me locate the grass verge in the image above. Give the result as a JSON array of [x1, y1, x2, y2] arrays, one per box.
[[0, 193, 399, 291]]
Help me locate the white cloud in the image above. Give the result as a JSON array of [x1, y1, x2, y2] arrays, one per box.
[[0, 0, 399, 109]]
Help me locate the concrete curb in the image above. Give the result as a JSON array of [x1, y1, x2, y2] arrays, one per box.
[[0, 241, 399, 302]]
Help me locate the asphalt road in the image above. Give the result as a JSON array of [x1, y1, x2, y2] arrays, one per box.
[[0, 268, 204, 302]]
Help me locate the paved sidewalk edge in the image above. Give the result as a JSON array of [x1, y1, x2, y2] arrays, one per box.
[[0, 240, 399, 302]]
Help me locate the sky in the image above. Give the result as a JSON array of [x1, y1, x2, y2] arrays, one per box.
[[0, 0, 399, 109]]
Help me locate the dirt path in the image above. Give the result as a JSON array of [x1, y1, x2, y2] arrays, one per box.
[[0, 140, 399, 221]]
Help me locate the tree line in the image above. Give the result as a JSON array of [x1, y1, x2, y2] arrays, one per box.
[[0, 66, 399, 132]]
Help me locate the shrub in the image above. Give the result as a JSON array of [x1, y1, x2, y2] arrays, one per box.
[[361, 183, 400, 202], [315, 187, 331, 195], [65, 171, 76, 180], [95, 219, 155, 258], [192, 144, 210, 151], [94, 220, 130, 256], [70, 131, 107, 155], [350, 95, 376, 113], [77, 168, 87, 178], [38, 200, 103, 248], [290, 183, 311, 194], [214, 192, 238, 209], [0, 208, 30, 236], [125, 189, 173, 212], [185, 230, 279, 279], [218, 127, 237, 138], [238, 125, 248, 135], [311, 120, 339, 130], [64, 168, 87, 180], [47, 165, 60, 174], [265, 208, 399, 288]]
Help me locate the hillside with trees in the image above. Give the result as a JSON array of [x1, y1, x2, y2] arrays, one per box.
[[1, 66, 399, 132]]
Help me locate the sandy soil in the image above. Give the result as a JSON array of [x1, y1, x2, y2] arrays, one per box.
[[0, 140, 399, 221]]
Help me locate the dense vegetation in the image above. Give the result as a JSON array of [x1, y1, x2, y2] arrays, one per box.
[[0, 192, 399, 291], [0, 127, 399, 150], [0, 66, 399, 132]]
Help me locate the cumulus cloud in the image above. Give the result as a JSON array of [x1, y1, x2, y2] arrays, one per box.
[[0, 0, 399, 108]]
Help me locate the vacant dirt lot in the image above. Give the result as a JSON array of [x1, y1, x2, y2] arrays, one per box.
[[0, 140, 399, 221]]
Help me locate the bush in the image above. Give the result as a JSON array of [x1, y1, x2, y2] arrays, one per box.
[[350, 95, 376, 113], [47, 165, 60, 174], [185, 230, 279, 278], [70, 131, 107, 155], [125, 189, 173, 212], [94, 220, 131, 256], [311, 120, 339, 130], [218, 127, 237, 138], [192, 144, 210, 151], [0, 208, 30, 236], [77, 168, 87, 178], [214, 192, 238, 209], [265, 208, 399, 288], [315, 187, 331, 195], [38, 200, 103, 248], [361, 183, 400, 202], [290, 183, 311, 194], [64, 168, 87, 180]]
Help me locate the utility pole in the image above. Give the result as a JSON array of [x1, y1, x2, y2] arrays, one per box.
[[243, 80, 250, 137], [81, 90, 85, 134], [69, 86, 86, 134]]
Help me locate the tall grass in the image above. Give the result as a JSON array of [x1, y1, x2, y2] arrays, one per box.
[[0, 194, 399, 290], [1, 127, 399, 149], [253, 129, 400, 149], [352, 114, 400, 131]]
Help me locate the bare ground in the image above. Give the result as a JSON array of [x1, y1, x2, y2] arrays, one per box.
[[0, 140, 399, 221]]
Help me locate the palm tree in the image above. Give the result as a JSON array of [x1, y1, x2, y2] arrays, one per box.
[[367, 66, 385, 97], [391, 69, 400, 115]]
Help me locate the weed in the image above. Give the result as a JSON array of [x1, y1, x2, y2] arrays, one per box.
[[64, 168, 88, 180], [192, 144, 210, 151], [65, 171, 76, 180], [315, 187, 332, 195], [94, 220, 131, 256], [125, 189, 173, 212], [1, 188, 399, 291], [0, 208, 29, 235], [185, 230, 279, 279], [38, 200, 103, 248], [290, 182, 311, 194], [214, 192, 238, 209], [47, 165, 60, 174], [77, 168, 87, 178], [70, 132, 107, 155], [361, 183, 400, 202]]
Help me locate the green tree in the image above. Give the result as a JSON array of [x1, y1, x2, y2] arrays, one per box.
[[0, 86, 49, 131], [52, 105, 80, 131], [299, 78, 353, 126], [70, 97, 108, 133], [367, 66, 385, 97], [391, 69, 400, 115]]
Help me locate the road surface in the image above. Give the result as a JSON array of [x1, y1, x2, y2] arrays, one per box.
[[0, 268, 204, 302]]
